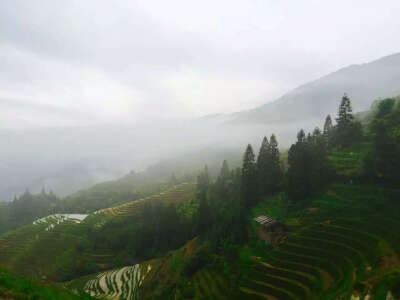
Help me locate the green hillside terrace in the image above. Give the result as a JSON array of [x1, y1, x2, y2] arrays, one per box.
[[239, 183, 400, 300]]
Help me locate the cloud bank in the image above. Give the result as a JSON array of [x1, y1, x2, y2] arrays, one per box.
[[1, 0, 400, 128]]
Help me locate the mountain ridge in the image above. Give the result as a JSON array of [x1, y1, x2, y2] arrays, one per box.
[[228, 52, 400, 125]]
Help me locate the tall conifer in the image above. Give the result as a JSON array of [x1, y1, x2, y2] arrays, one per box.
[[196, 166, 211, 234], [268, 134, 282, 193], [215, 160, 231, 203], [256, 137, 269, 197], [241, 144, 257, 207], [219, 160, 230, 182], [323, 115, 333, 135], [336, 94, 354, 131], [335, 94, 361, 147]]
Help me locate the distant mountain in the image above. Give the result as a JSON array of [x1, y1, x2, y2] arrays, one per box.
[[230, 52, 400, 124]]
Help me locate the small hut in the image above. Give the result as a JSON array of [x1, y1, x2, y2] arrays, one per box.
[[254, 215, 287, 246]]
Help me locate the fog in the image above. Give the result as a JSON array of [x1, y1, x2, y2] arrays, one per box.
[[1, 0, 400, 200], [1, 118, 315, 200]]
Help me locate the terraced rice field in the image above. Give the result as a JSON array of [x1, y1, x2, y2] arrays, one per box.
[[0, 214, 90, 263], [83, 264, 152, 300], [241, 184, 400, 299], [33, 214, 88, 231], [0, 214, 89, 259], [0, 184, 196, 281], [0, 226, 38, 263], [0, 215, 111, 280], [94, 183, 196, 218], [192, 268, 231, 300]]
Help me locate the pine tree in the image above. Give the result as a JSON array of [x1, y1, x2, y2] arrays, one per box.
[[365, 98, 400, 184], [288, 129, 331, 202], [336, 93, 353, 130], [219, 160, 230, 183], [241, 144, 257, 208], [215, 160, 230, 204], [196, 166, 212, 235], [197, 165, 210, 203], [335, 94, 361, 147], [323, 115, 334, 148], [310, 127, 330, 192], [256, 137, 269, 197], [288, 131, 309, 201], [297, 129, 306, 143], [257, 137, 269, 165], [323, 115, 333, 135], [267, 134, 282, 194]]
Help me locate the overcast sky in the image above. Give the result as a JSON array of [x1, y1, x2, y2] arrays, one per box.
[[1, 0, 400, 128]]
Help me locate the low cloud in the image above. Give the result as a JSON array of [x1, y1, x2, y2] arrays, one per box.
[[1, 0, 400, 128]]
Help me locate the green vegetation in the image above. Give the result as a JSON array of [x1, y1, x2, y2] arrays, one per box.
[[364, 97, 400, 184], [328, 143, 369, 179], [0, 267, 94, 300], [287, 128, 333, 202], [0, 189, 59, 234]]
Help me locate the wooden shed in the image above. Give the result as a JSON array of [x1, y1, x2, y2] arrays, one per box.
[[254, 215, 287, 246]]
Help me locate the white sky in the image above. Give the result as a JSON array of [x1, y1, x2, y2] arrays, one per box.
[[1, 0, 400, 128]]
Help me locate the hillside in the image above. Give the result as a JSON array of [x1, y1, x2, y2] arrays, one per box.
[[231, 53, 400, 125], [0, 183, 196, 282]]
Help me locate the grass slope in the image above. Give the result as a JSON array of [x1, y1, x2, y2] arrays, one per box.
[[0, 267, 94, 300]]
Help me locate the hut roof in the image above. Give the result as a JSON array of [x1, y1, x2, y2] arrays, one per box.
[[254, 215, 278, 227]]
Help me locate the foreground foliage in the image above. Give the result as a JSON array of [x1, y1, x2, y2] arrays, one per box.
[[0, 267, 94, 300]]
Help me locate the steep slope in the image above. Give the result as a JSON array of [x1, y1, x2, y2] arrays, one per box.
[[231, 52, 400, 125]]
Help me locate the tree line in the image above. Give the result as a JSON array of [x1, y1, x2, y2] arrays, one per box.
[[0, 189, 59, 234]]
